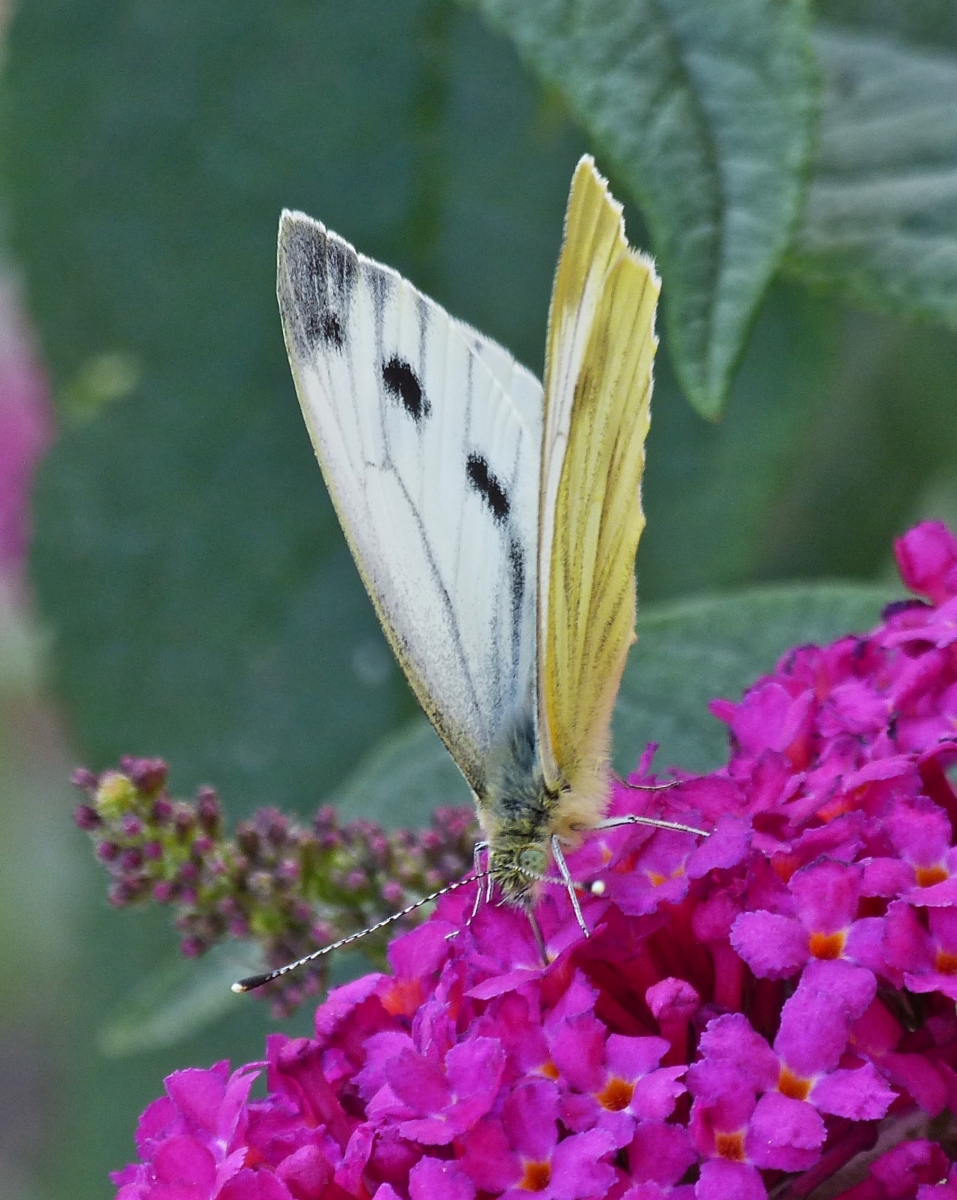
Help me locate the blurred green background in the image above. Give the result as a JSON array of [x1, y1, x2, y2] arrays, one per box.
[[2, 0, 957, 1195]]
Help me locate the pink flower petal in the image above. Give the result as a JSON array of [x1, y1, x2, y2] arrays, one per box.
[[730, 912, 808, 978], [746, 1091, 824, 1171], [408, 1156, 476, 1200], [810, 1063, 896, 1120], [695, 1159, 767, 1200]]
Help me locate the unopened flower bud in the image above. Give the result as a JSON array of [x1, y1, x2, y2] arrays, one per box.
[[74, 804, 102, 831], [173, 808, 195, 837], [382, 881, 404, 906], [108, 879, 144, 906], [314, 805, 337, 833], [127, 758, 168, 794], [237, 827, 260, 857], [71, 768, 99, 792], [278, 858, 300, 882], [310, 922, 334, 945], [119, 848, 143, 872], [121, 814, 143, 838], [196, 787, 221, 832], [151, 796, 173, 823]]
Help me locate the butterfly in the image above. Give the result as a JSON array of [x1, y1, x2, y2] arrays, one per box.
[[233, 157, 705, 995]]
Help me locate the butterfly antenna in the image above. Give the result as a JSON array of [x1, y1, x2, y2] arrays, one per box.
[[232, 872, 486, 993], [512, 867, 572, 889]]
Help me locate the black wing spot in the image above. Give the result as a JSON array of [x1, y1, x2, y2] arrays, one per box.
[[383, 357, 429, 422], [467, 454, 509, 522]]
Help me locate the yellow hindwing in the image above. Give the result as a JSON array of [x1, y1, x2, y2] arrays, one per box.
[[538, 157, 660, 814]]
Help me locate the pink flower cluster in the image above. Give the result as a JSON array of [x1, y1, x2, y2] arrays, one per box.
[[113, 523, 957, 1200]]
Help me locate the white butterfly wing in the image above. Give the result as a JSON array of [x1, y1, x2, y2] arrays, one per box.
[[455, 323, 544, 440], [277, 211, 543, 798]]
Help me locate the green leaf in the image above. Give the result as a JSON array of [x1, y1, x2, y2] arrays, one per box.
[[789, 26, 957, 329], [97, 940, 376, 1055], [329, 717, 472, 829], [97, 943, 262, 1057], [466, 0, 816, 417], [614, 581, 895, 774], [337, 581, 897, 820], [639, 283, 837, 598]]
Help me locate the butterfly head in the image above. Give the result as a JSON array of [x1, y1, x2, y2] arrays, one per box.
[[487, 839, 550, 908]]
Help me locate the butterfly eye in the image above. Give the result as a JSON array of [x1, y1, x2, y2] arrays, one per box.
[[518, 847, 547, 875]]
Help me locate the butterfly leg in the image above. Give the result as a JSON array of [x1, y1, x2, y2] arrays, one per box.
[[470, 842, 492, 922], [446, 842, 490, 941], [551, 834, 589, 937], [595, 813, 709, 837], [526, 907, 549, 967], [619, 777, 679, 792]]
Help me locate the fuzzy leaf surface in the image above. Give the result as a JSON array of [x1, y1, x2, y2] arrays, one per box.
[[469, 0, 816, 416]]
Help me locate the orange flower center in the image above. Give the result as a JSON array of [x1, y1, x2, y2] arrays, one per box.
[[648, 866, 685, 887], [816, 793, 856, 823], [809, 930, 846, 960], [916, 865, 949, 888], [381, 978, 423, 1016], [520, 1160, 552, 1191], [935, 949, 957, 975], [597, 1076, 635, 1112], [777, 1066, 812, 1101], [771, 853, 798, 883], [539, 1061, 560, 1081], [715, 1131, 746, 1161]]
